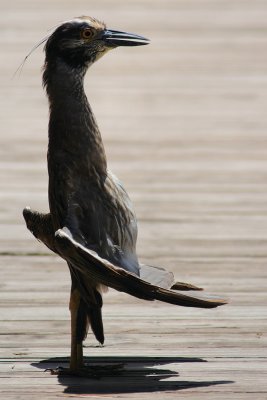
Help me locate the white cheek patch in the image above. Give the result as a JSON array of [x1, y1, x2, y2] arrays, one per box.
[[93, 47, 112, 62]]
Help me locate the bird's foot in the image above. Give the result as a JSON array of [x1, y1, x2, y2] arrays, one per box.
[[45, 363, 124, 379]]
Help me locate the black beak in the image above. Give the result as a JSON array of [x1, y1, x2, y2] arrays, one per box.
[[102, 29, 150, 47]]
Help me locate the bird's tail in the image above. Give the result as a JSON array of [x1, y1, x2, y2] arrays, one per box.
[[87, 289, 104, 345], [70, 266, 104, 344], [75, 296, 104, 345], [55, 229, 227, 309]]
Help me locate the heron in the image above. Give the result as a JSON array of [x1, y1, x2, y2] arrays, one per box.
[[23, 16, 226, 376]]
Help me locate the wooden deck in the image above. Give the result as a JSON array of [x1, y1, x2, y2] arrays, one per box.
[[1, 0, 267, 398]]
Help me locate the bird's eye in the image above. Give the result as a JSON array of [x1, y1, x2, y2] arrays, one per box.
[[81, 28, 94, 40]]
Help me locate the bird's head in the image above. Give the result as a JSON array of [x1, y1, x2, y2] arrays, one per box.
[[44, 16, 149, 68]]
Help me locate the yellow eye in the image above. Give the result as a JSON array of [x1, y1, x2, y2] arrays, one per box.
[[81, 28, 94, 40]]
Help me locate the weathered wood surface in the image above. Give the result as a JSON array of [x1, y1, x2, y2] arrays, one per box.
[[1, 0, 267, 398]]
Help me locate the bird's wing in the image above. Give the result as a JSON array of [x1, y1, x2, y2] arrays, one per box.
[[54, 228, 227, 309], [54, 171, 140, 276], [23, 208, 225, 308]]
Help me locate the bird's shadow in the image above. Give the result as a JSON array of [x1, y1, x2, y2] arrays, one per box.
[[32, 355, 233, 394]]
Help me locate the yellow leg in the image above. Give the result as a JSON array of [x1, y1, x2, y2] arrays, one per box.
[[69, 289, 84, 371], [47, 287, 123, 378]]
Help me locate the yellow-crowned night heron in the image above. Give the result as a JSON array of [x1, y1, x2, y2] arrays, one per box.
[[23, 16, 226, 376]]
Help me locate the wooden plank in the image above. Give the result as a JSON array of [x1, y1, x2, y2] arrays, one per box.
[[1, 0, 267, 398]]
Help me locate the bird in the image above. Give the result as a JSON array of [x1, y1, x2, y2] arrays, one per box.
[[23, 16, 227, 376]]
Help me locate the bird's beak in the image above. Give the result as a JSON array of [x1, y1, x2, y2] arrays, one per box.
[[101, 29, 150, 47]]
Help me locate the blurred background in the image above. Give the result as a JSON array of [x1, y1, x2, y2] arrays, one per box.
[[1, 0, 267, 300], [0, 0, 267, 288], [1, 1, 267, 267]]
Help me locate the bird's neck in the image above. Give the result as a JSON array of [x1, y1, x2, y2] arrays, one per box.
[[44, 58, 107, 175]]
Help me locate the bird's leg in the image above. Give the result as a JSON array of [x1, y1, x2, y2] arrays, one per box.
[[46, 288, 85, 376], [69, 288, 84, 371]]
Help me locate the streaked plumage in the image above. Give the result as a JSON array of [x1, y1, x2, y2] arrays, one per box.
[[23, 16, 226, 374]]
